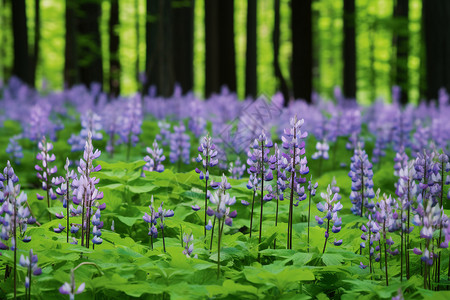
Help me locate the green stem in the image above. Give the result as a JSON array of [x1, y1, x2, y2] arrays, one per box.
[[249, 191, 256, 238]]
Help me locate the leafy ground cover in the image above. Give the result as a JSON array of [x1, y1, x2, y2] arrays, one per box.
[[1, 82, 450, 299]]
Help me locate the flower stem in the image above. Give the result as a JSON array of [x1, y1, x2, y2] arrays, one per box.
[[162, 226, 166, 252], [322, 219, 329, 254], [249, 191, 256, 238], [217, 218, 222, 279], [209, 215, 216, 250], [13, 193, 17, 300], [259, 142, 265, 245], [307, 190, 311, 252]]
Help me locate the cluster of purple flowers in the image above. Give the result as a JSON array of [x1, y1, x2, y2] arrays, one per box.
[[143, 196, 174, 252], [143, 140, 165, 174], [349, 147, 375, 217]]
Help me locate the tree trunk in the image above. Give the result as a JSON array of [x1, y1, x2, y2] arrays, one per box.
[[245, 0, 257, 98], [218, 0, 236, 93], [157, 0, 174, 97], [11, 0, 31, 85], [64, 0, 79, 88], [145, 0, 159, 94], [423, 0, 450, 101], [343, 0, 356, 100], [109, 0, 120, 96], [291, 0, 312, 102], [30, 0, 40, 88], [135, 0, 140, 83], [173, 0, 194, 94], [205, 0, 220, 97], [77, 0, 103, 88], [205, 0, 236, 97], [393, 0, 409, 105], [273, 0, 289, 106]]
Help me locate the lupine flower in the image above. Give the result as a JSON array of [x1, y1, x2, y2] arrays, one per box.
[[19, 249, 42, 295], [118, 94, 143, 160], [282, 115, 309, 249], [349, 147, 375, 217], [35, 137, 58, 219], [169, 122, 191, 165], [155, 121, 171, 146], [194, 133, 218, 237], [316, 182, 343, 253], [143, 196, 159, 249], [143, 140, 165, 174], [5, 135, 23, 165], [158, 201, 174, 252], [312, 140, 330, 160], [71, 131, 103, 248], [182, 233, 198, 258], [59, 276, 85, 299], [228, 157, 246, 180]]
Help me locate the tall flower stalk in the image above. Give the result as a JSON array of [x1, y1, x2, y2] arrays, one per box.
[[55, 158, 76, 243], [194, 133, 218, 239], [248, 131, 273, 244], [72, 132, 103, 248], [35, 137, 57, 220], [282, 115, 308, 249], [307, 177, 318, 252]]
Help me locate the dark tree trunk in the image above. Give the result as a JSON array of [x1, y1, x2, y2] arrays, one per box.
[[205, 0, 236, 97], [30, 0, 40, 88], [145, 0, 159, 93], [77, 0, 103, 88], [172, 0, 194, 94], [135, 0, 140, 83], [291, 0, 312, 102], [245, 0, 257, 98], [273, 0, 289, 105], [64, 0, 79, 88], [109, 0, 120, 96], [11, 0, 31, 85], [423, 0, 450, 101], [157, 0, 174, 97], [218, 0, 236, 93], [205, 0, 220, 97], [343, 0, 356, 100], [393, 0, 409, 105]]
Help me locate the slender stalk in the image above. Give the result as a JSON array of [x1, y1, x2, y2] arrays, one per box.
[[322, 218, 330, 254], [249, 191, 256, 238], [150, 234, 153, 250], [307, 189, 312, 252], [204, 176, 208, 238], [400, 227, 403, 282], [66, 178, 70, 243], [13, 193, 17, 300], [209, 215, 216, 250], [274, 164, 279, 249], [383, 220, 388, 286], [288, 136, 297, 249], [126, 133, 132, 161], [259, 142, 265, 245], [368, 226, 372, 274], [217, 218, 223, 279], [162, 226, 166, 252], [360, 160, 364, 218], [406, 180, 411, 279], [28, 255, 32, 300], [81, 192, 86, 247]]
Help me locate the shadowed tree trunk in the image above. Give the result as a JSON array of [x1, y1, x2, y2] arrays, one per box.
[[245, 0, 257, 98], [393, 0, 409, 104], [218, 0, 236, 93], [205, 0, 236, 97], [145, 0, 159, 94], [273, 0, 289, 105], [291, 0, 312, 102], [64, 0, 79, 87], [135, 0, 140, 83], [77, 0, 103, 88], [343, 0, 356, 100], [157, 0, 174, 96], [172, 0, 194, 94], [11, 0, 31, 85], [205, 0, 220, 97], [30, 0, 40, 88], [109, 0, 120, 96], [423, 0, 450, 101]]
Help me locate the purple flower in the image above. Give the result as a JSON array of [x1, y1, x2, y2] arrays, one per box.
[[143, 140, 165, 174]]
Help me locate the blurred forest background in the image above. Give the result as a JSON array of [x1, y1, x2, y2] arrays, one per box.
[[0, 0, 449, 104]]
